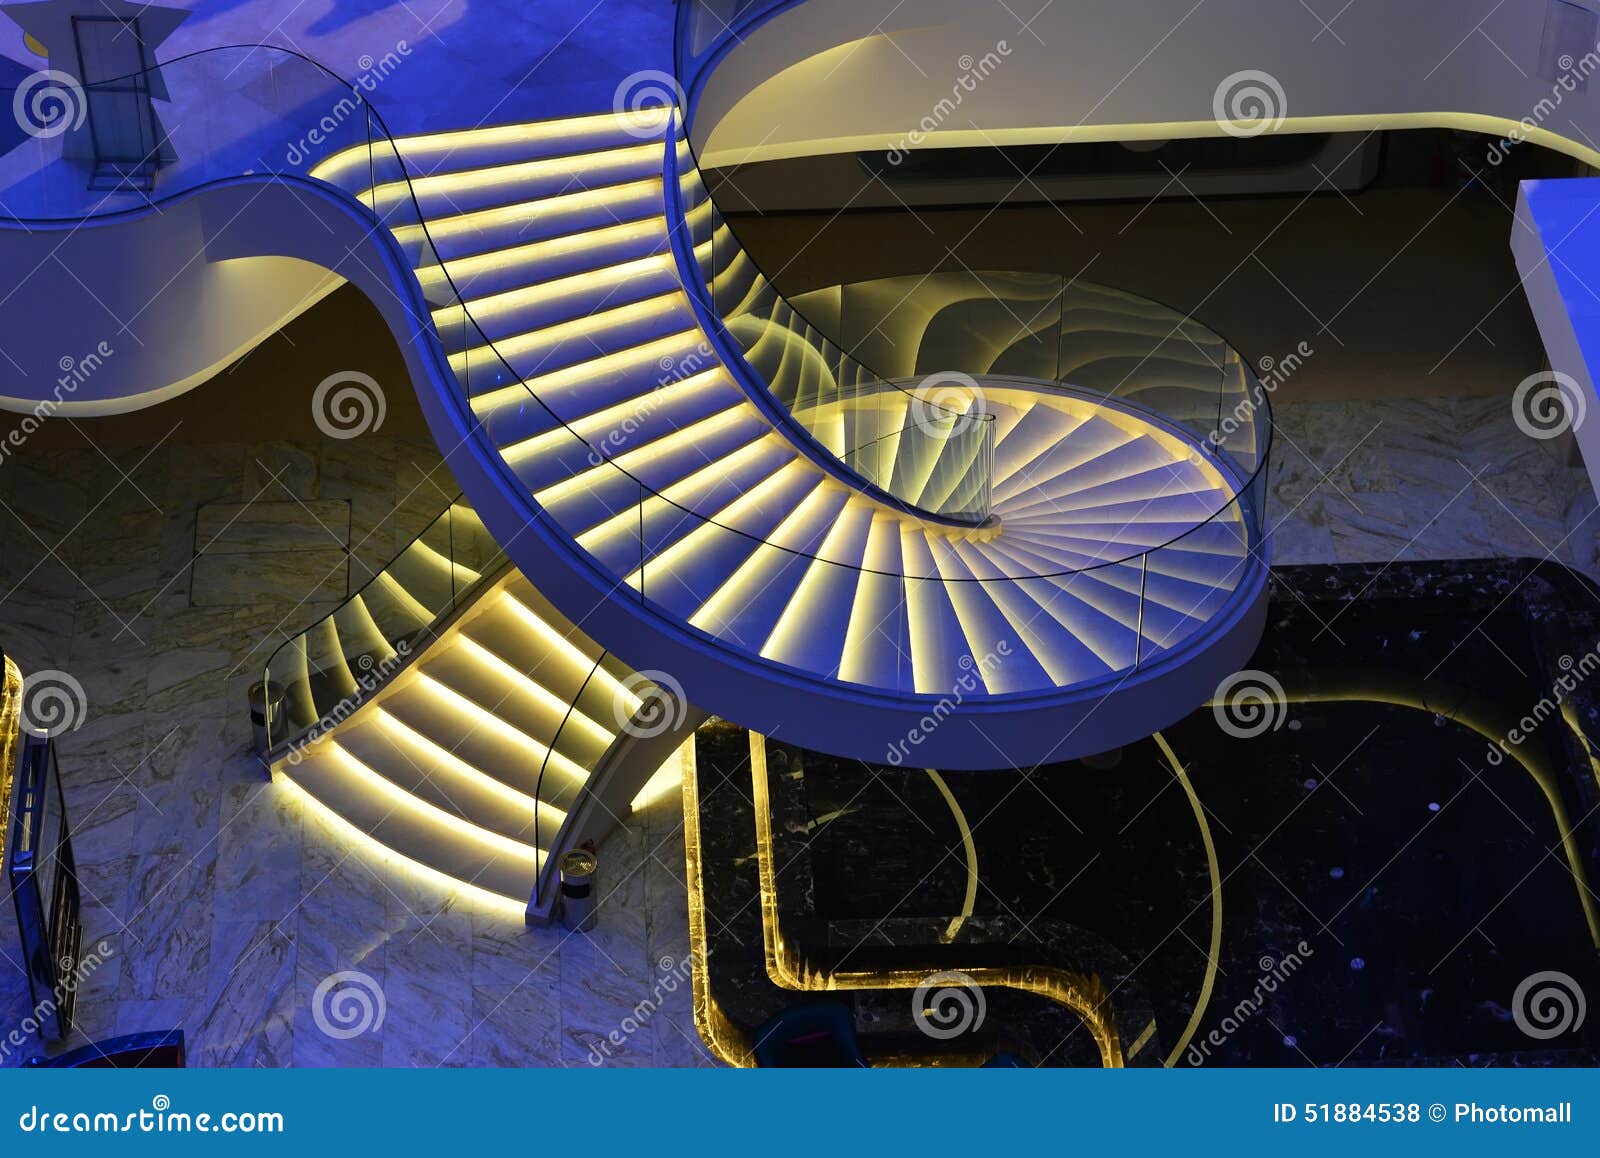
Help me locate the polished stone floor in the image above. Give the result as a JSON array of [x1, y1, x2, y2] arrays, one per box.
[[0, 425, 708, 1067], [0, 373, 1593, 1065]]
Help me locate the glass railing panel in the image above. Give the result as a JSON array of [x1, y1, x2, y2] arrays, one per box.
[[838, 270, 1065, 382], [0, 48, 375, 219]]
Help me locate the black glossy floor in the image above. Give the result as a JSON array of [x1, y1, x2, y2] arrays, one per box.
[[698, 559, 1600, 1066]]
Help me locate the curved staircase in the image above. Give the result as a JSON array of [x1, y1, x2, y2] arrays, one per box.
[[306, 108, 1269, 770], [264, 501, 691, 918]]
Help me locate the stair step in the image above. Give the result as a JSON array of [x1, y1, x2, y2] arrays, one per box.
[[288, 744, 541, 904]]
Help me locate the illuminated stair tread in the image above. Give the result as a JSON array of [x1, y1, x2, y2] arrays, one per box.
[[295, 109, 1266, 793], [287, 742, 543, 904]]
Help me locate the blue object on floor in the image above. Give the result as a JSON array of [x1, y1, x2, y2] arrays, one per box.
[[753, 1002, 868, 1068], [24, 1028, 185, 1068]]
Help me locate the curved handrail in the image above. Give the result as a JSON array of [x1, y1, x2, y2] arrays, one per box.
[[0, 41, 1268, 704], [660, 109, 996, 525], [258, 494, 506, 757]]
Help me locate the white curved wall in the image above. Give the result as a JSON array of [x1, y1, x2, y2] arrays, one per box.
[[0, 206, 340, 416], [695, 0, 1600, 167]]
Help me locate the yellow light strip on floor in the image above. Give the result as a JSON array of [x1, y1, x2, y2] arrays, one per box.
[[277, 774, 530, 921], [1152, 730, 1222, 1069], [745, 732, 1125, 1067], [925, 769, 977, 943], [678, 737, 759, 1067], [1244, 680, 1600, 951]]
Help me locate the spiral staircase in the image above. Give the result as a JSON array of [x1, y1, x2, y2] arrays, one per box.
[[0, 32, 1270, 917]]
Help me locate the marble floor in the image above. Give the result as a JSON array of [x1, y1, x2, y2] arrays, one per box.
[[0, 425, 710, 1067], [0, 372, 1594, 1066]]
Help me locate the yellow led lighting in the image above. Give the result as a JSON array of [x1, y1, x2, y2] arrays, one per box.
[[450, 293, 687, 378], [678, 737, 759, 1067], [411, 672, 591, 789], [451, 635, 615, 752], [277, 774, 530, 921], [371, 707, 564, 825], [433, 254, 677, 335], [0, 656, 21, 865], [389, 179, 663, 248], [539, 406, 759, 511], [373, 570, 432, 626], [363, 142, 665, 213], [604, 442, 802, 580], [498, 593, 636, 710], [321, 742, 544, 867], [413, 217, 667, 298], [744, 732, 1126, 1067], [470, 329, 701, 415], [689, 480, 839, 635], [499, 368, 729, 467]]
